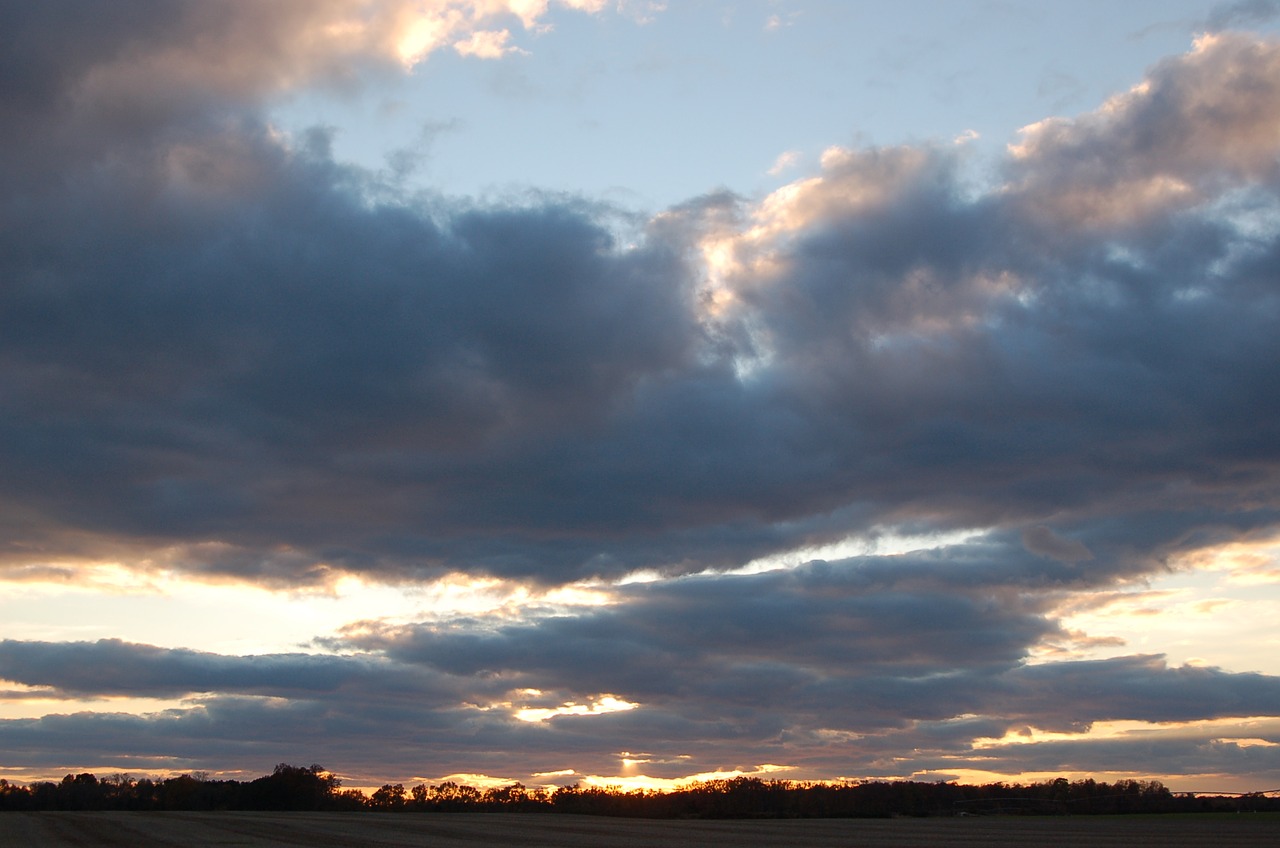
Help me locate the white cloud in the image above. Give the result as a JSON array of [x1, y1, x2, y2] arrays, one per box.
[[767, 150, 801, 176], [1005, 33, 1280, 228], [453, 28, 524, 58]]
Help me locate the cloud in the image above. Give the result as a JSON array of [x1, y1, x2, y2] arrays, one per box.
[[954, 717, 1280, 782], [3, 5, 1280, 788], [0, 1, 622, 169], [1205, 0, 1280, 31], [1022, 526, 1094, 564], [3, 570, 1280, 785], [3, 29, 1280, 588], [764, 12, 801, 33], [453, 28, 523, 58], [767, 150, 801, 176], [1005, 32, 1280, 228], [0, 638, 442, 700], [331, 559, 1280, 736]]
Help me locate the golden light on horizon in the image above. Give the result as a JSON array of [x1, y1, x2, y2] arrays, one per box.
[[972, 716, 1280, 750]]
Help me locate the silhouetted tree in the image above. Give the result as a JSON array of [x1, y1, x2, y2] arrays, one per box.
[[244, 763, 341, 811], [369, 783, 407, 810], [0, 767, 1267, 816]]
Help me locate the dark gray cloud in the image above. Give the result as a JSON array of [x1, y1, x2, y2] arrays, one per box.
[[2, 19, 1279, 585], [347, 554, 1058, 691], [1022, 526, 1095, 564], [1, 536, 1277, 785], [334, 561, 1280, 737], [0, 638, 451, 701], [3, 614, 1279, 785]]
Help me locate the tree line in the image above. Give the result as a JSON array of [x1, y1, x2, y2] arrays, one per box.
[[1, 765, 1275, 816]]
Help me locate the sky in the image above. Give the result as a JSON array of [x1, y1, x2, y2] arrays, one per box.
[[2, 0, 1280, 794]]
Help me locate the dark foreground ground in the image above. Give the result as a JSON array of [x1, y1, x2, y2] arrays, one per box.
[[1, 812, 1276, 847]]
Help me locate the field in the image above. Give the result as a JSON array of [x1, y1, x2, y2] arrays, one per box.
[[0, 811, 1276, 847]]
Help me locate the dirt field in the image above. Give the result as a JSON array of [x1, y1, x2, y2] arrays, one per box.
[[0, 811, 1275, 847]]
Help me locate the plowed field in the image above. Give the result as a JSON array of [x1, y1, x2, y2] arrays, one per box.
[[0, 811, 1275, 847]]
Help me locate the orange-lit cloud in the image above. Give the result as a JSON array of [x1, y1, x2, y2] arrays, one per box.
[[1005, 33, 1280, 229]]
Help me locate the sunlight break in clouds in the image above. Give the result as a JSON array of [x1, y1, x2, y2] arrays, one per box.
[[380, 1, 621, 68], [1175, 533, 1280, 586], [515, 694, 638, 722]]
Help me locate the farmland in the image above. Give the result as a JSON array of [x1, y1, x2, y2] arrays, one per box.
[[1, 812, 1277, 847]]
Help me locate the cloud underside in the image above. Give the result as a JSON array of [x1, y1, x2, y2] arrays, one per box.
[[3, 619, 1280, 784], [2, 2, 1280, 785]]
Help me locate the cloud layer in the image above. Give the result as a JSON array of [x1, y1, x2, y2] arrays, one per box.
[[4, 560, 1280, 785], [5, 21, 1279, 585], [1, 3, 1279, 788]]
